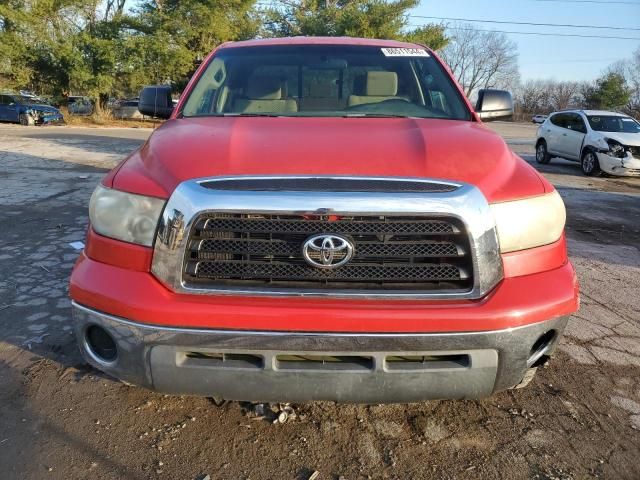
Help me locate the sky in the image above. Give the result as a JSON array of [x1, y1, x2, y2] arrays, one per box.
[[410, 0, 640, 82]]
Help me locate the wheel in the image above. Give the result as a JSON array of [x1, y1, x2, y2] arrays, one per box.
[[535, 140, 551, 164], [19, 113, 34, 126], [581, 149, 601, 176]]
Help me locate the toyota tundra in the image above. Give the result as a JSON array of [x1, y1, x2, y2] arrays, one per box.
[[69, 37, 579, 403]]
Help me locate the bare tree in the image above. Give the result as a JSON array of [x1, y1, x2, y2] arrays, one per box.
[[549, 81, 580, 110], [440, 24, 520, 98], [515, 79, 549, 114], [515, 79, 585, 116]]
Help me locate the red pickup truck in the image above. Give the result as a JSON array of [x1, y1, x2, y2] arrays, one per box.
[[69, 37, 579, 403]]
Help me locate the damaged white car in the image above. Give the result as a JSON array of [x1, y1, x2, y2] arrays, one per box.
[[535, 110, 640, 176]]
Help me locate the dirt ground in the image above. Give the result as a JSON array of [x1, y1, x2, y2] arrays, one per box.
[[0, 122, 639, 480]]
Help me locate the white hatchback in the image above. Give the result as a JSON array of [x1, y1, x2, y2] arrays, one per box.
[[535, 110, 640, 176], [531, 114, 547, 124]]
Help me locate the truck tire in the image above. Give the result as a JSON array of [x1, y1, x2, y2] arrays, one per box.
[[581, 149, 601, 176], [535, 140, 551, 164], [19, 113, 34, 126]]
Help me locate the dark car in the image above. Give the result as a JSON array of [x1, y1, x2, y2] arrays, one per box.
[[67, 96, 94, 116], [113, 98, 143, 119], [0, 94, 65, 126]]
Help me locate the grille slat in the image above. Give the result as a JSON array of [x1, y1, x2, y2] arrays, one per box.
[[194, 238, 462, 259], [194, 261, 466, 282], [183, 213, 473, 292], [201, 217, 458, 236]]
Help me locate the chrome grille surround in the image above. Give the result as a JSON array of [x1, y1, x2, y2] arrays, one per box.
[[151, 176, 503, 299]]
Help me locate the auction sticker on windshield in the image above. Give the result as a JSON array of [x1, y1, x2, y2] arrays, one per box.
[[381, 47, 430, 57]]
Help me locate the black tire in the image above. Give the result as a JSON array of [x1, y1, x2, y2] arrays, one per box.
[[535, 140, 551, 164], [19, 113, 33, 126], [581, 149, 601, 176]]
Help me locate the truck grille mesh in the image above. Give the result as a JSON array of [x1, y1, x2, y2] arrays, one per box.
[[183, 214, 474, 292]]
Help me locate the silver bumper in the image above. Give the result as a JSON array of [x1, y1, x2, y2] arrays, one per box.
[[72, 302, 568, 403]]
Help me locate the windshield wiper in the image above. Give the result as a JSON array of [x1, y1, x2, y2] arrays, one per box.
[[222, 113, 285, 117], [342, 113, 411, 118]]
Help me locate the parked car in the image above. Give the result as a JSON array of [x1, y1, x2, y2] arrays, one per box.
[[112, 99, 143, 119], [0, 93, 64, 125], [535, 110, 640, 176], [70, 37, 578, 403], [531, 114, 547, 124], [67, 96, 93, 115]]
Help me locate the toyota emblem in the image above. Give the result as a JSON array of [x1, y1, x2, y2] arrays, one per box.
[[302, 234, 354, 269]]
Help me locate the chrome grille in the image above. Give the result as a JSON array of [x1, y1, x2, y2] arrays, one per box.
[[183, 213, 473, 291]]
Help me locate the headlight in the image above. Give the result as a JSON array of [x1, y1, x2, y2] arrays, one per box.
[[490, 190, 566, 253], [89, 185, 165, 246]]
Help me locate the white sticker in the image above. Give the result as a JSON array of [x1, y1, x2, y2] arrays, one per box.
[[381, 47, 430, 57]]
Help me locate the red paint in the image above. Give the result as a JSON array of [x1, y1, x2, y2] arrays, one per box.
[[113, 39, 546, 203], [502, 235, 568, 278], [70, 253, 577, 333], [84, 228, 152, 272], [112, 117, 546, 203], [70, 37, 579, 334]]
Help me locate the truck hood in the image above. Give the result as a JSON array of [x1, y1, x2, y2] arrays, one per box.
[[599, 131, 640, 147], [111, 117, 547, 203]]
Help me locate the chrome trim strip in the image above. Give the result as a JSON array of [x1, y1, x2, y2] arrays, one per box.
[[197, 175, 464, 189], [73, 301, 529, 338], [151, 175, 503, 299]]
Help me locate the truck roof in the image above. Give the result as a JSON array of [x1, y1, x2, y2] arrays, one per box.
[[220, 36, 429, 51]]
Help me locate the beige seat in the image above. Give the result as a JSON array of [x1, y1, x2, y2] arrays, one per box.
[[233, 75, 298, 114], [299, 83, 345, 111], [347, 71, 404, 107]]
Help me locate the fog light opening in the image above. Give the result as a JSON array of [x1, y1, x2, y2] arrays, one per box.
[[528, 330, 556, 368], [85, 325, 118, 364]]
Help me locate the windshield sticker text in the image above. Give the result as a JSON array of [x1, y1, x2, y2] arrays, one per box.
[[381, 48, 430, 57]]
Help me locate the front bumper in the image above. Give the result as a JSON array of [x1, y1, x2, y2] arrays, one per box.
[[40, 114, 64, 125], [597, 152, 640, 177], [72, 301, 568, 403]]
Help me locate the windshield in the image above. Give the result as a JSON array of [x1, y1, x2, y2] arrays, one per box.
[[181, 45, 471, 120], [587, 115, 640, 133]]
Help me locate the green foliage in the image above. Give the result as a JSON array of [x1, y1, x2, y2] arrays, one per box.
[[401, 25, 447, 51], [262, 0, 447, 50], [0, 1, 34, 89], [584, 72, 631, 110], [0, 0, 447, 102]]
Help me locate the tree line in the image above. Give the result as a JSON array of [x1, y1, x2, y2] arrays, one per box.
[[0, 0, 446, 112], [1, 1, 637, 118], [515, 57, 640, 120]]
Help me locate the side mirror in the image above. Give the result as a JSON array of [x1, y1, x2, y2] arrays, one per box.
[[138, 85, 173, 119], [475, 89, 514, 121]]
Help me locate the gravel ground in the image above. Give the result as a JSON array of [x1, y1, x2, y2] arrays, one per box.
[[0, 122, 639, 480]]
